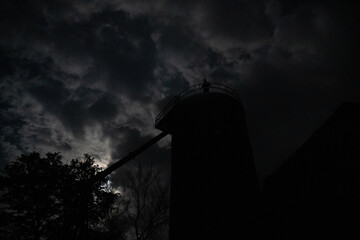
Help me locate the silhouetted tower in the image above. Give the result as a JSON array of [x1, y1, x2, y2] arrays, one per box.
[[156, 82, 259, 239]]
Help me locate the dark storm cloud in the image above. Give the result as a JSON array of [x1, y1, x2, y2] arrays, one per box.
[[25, 126, 72, 152], [106, 126, 147, 161], [104, 125, 170, 184], [106, 126, 168, 167], [0, 0, 160, 163], [76, 9, 158, 99], [232, 0, 360, 177], [0, 100, 26, 167], [88, 93, 118, 122], [1, 0, 359, 182], [197, 0, 274, 43]]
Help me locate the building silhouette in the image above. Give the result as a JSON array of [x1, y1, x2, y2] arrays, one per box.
[[99, 83, 359, 239], [260, 102, 360, 239], [156, 83, 259, 240]]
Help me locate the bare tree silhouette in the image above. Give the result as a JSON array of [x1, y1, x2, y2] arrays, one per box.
[[107, 163, 170, 240]]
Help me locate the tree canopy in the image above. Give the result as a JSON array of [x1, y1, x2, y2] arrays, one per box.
[[0, 152, 170, 240], [0, 152, 117, 240]]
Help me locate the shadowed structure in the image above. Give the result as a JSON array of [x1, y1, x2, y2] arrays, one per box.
[[156, 82, 259, 239], [260, 102, 360, 239]]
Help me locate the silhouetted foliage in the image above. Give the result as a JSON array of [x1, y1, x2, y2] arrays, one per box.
[[0, 152, 117, 240]]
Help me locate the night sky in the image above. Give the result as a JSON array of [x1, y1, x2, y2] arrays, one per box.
[[1, 0, 359, 182]]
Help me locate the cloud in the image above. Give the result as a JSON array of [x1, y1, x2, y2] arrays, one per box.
[[1, 0, 359, 182], [104, 125, 170, 184]]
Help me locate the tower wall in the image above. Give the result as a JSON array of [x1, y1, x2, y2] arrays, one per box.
[[157, 92, 259, 239]]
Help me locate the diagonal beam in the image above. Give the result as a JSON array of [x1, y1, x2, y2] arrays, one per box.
[[93, 131, 168, 182]]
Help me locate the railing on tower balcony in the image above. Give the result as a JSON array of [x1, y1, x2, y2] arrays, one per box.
[[155, 82, 240, 127]]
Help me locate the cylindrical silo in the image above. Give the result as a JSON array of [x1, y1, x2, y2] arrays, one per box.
[[156, 83, 259, 239]]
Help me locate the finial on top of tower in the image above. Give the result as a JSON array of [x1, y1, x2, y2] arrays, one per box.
[[202, 78, 211, 93]]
